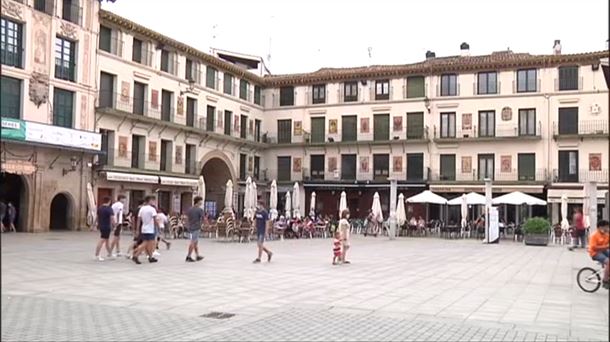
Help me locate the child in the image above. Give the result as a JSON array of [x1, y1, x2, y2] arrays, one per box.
[[332, 230, 342, 265]]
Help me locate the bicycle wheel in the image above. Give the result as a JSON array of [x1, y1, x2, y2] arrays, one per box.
[[577, 267, 601, 293]]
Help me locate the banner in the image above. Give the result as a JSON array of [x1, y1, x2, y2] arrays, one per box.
[[489, 206, 500, 243], [1, 118, 26, 141], [25, 121, 101, 151]]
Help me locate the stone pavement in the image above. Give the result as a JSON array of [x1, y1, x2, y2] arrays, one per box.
[[1, 232, 608, 341]]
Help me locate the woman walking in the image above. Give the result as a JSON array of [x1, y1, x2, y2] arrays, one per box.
[[338, 209, 351, 264]]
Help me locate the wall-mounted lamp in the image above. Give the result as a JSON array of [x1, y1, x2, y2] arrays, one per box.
[[62, 156, 79, 176], [424, 97, 431, 113]]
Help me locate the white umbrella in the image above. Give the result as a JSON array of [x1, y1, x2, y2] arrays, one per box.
[[197, 176, 206, 207], [372, 192, 383, 223], [309, 192, 316, 217], [396, 193, 407, 226], [251, 181, 258, 215], [244, 177, 252, 219], [292, 182, 301, 219], [86, 182, 96, 226], [492, 191, 546, 206], [270, 180, 278, 220], [406, 190, 447, 204], [560, 194, 569, 231], [224, 179, 233, 212], [583, 185, 590, 228], [339, 191, 347, 217], [285, 191, 292, 219], [448, 192, 486, 205], [460, 194, 468, 229]]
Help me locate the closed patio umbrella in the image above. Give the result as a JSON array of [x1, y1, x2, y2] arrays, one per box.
[[309, 192, 316, 217], [339, 191, 347, 217], [244, 177, 252, 219], [285, 191, 292, 219], [293, 182, 301, 219], [224, 179, 233, 212], [197, 176, 206, 207], [560, 194, 569, 231], [270, 180, 278, 220], [460, 194, 468, 229], [86, 182, 96, 227], [251, 181, 258, 217], [372, 192, 383, 223], [396, 193, 407, 226]]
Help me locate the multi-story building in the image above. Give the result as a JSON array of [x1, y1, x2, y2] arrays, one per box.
[[0, 0, 101, 232]]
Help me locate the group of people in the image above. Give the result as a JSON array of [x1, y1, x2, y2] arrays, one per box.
[[0, 201, 17, 233]]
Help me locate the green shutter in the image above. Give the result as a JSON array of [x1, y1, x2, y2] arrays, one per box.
[[406, 112, 424, 139], [341, 116, 357, 142], [440, 155, 456, 180], [1, 76, 21, 119], [277, 119, 292, 143], [518, 154, 535, 181], [406, 76, 425, 98], [206, 67, 216, 89], [374, 114, 389, 141], [311, 117, 325, 143], [53, 88, 73, 128]]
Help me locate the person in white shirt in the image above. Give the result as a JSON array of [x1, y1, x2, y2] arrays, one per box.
[[338, 209, 351, 264], [131, 195, 159, 264], [109, 195, 126, 257], [154, 208, 171, 256]]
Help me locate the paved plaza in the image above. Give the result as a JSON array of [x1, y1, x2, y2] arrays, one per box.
[[1, 232, 608, 341]]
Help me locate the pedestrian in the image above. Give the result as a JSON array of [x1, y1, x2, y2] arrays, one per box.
[[338, 209, 351, 264], [0, 200, 6, 232], [126, 202, 145, 259], [253, 198, 273, 263], [131, 195, 159, 264], [95, 196, 115, 261], [7, 202, 16, 232], [109, 195, 126, 257], [154, 208, 171, 256], [332, 230, 342, 265], [569, 208, 586, 251], [185, 196, 205, 262]]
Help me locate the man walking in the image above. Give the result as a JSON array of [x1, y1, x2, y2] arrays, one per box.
[[109, 195, 126, 256], [569, 208, 587, 251], [253, 199, 273, 263], [0, 201, 6, 232], [185, 196, 204, 262], [95, 197, 115, 261], [132, 195, 159, 264], [7, 202, 16, 232]]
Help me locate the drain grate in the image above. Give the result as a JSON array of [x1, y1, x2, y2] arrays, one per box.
[[200, 311, 235, 319]]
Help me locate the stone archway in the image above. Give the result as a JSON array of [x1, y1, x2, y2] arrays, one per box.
[[200, 151, 235, 219], [49, 192, 73, 230], [0, 173, 29, 232]]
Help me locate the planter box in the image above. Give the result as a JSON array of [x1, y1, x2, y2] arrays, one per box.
[[524, 233, 549, 246]]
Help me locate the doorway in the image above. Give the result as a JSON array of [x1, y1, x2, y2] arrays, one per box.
[[50, 193, 72, 230], [0, 173, 27, 231]]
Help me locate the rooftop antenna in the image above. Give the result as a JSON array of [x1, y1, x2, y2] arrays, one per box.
[[266, 16, 274, 72], [209, 24, 218, 53], [368, 47, 373, 66]]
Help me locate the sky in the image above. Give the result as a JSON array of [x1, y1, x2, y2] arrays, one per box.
[[102, 0, 609, 75]]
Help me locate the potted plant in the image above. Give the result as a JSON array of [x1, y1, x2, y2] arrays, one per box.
[[523, 217, 551, 246]]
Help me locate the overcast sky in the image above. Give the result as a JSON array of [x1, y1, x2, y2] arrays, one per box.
[[102, 0, 609, 75]]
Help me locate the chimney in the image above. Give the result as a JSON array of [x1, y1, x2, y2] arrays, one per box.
[[460, 42, 470, 57], [425, 50, 436, 59], [553, 40, 561, 55]]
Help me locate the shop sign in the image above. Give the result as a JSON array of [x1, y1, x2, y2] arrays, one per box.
[[1, 118, 26, 141], [1, 159, 36, 175], [25, 121, 101, 151]]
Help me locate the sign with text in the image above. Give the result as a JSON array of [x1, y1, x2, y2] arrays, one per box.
[[1, 118, 26, 141], [25, 122, 101, 151]]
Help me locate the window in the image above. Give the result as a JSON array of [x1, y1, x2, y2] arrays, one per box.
[[277, 156, 291, 181], [55, 36, 76, 82], [254, 156, 260, 180], [52, 88, 74, 128], [185, 144, 196, 175], [133, 81, 146, 115], [224, 74, 234, 95], [239, 154, 247, 180], [224, 110, 232, 135], [161, 90, 173, 122], [517, 69, 537, 92], [62, 0, 80, 25], [558, 66, 579, 91], [131, 135, 144, 169], [440, 112, 456, 138], [406, 153, 424, 181], [34, 0, 53, 14], [160, 50, 175, 74], [206, 105, 215, 132], [375, 80, 390, 100], [239, 80, 249, 101], [186, 98, 197, 127], [310, 155, 325, 180], [254, 86, 261, 105], [342, 115, 357, 142], [0, 76, 21, 118], [240, 115, 247, 139], [558, 107, 578, 135], [373, 114, 389, 141], [1, 18, 23, 68], [518, 153, 535, 181], [206, 66, 217, 89], [160, 140, 171, 172], [310, 117, 325, 143], [341, 154, 356, 180], [558, 150, 578, 182], [344, 81, 358, 102], [406, 112, 424, 139], [99, 129, 113, 166], [131, 38, 150, 65], [373, 154, 389, 181], [312, 84, 326, 104], [279, 86, 294, 106], [478, 110, 495, 137], [98, 25, 119, 55], [255, 120, 261, 142], [440, 154, 456, 181], [98, 72, 115, 108], [477, 72, 497, 94], [518, 109, 536, 136], [440, 74, 457, 96], [277, 119, 292, 144], [478, 154, 494, 180], [406, 76, 425, 98], [185, 58, 198, 83]]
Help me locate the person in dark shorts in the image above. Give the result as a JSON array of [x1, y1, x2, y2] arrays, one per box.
[[95, 197, 115, 261], [569, 208, 587, 251], [253, 199, 273, 263], [185, 196, 205, 262], [127, 201, 145, 259], [132, 195, 159, 264]]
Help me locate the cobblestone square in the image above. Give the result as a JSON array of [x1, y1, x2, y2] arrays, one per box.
[[1, 232, 608, 341]]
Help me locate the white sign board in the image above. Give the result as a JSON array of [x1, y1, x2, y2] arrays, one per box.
[[25, 122, 101, 151], [489, 206, 500, 243]]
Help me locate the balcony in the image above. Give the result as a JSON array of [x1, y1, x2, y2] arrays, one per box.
[[554, 77, 583, 91], [429, 168, 548, 183], [433, 122, 542, 142], [552, 120, 608, 139], [406, 126, 430, 141], [1, 47, 24, 69], [55, 58, 76, 82], [338, 88, 361, 103], [552, 169, 608, 184]]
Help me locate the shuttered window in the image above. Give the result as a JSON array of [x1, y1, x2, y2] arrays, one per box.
[[558, 107, 578, 135], [341, 154, 356, 180], [206, 67, 217, 89], [240, 80, 249, 101], [0, 75, 21, 119], [206, 105, 215, 132], [342, 115, 357, 142], [406, 76, 424, 98], [277, 119, 292, 143], [518, 153, 535, 181], [277, 156, 291, 181], [373, 114, 389, 141], [440, 154, 456, 181], [53, 88, 74, 128], [224, 74, 234, 95], [373, 154, 389, 181], [310, 117, 325, 143], [558, 66, 578, 91], [407, 153, 424, 181], [310, 155, 325, 180], [406, 112, 424, 139], [280, 86, 294, 106]]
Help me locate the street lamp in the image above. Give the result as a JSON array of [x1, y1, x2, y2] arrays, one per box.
[[62, 156, 79, 176]]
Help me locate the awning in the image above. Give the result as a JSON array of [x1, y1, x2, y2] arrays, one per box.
[[106, 172, 158, 184], [159, 176, 199, 187], [547, 188, 607, 204], [1, 159, 36, 175], [430, 184, 544, 194], [302, 182, 426, 189]]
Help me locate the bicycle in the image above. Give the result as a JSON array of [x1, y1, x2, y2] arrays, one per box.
[[577, 262, 607, 293]]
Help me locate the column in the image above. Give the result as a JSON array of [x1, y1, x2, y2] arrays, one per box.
[[389, 178, 397, 240]]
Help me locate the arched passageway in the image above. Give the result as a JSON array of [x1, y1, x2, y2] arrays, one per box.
[[201, 157, 233, 219], [50, 193, 73, 230]]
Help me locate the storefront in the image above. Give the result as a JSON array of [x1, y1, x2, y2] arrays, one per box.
[[547, 187, 608, 224]]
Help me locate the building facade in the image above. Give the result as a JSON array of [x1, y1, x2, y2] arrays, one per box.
[[1, 0, 608, 231], [1, 0, 101, 232]]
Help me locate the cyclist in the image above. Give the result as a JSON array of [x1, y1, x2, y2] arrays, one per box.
[[588, 220, 609, 289]]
